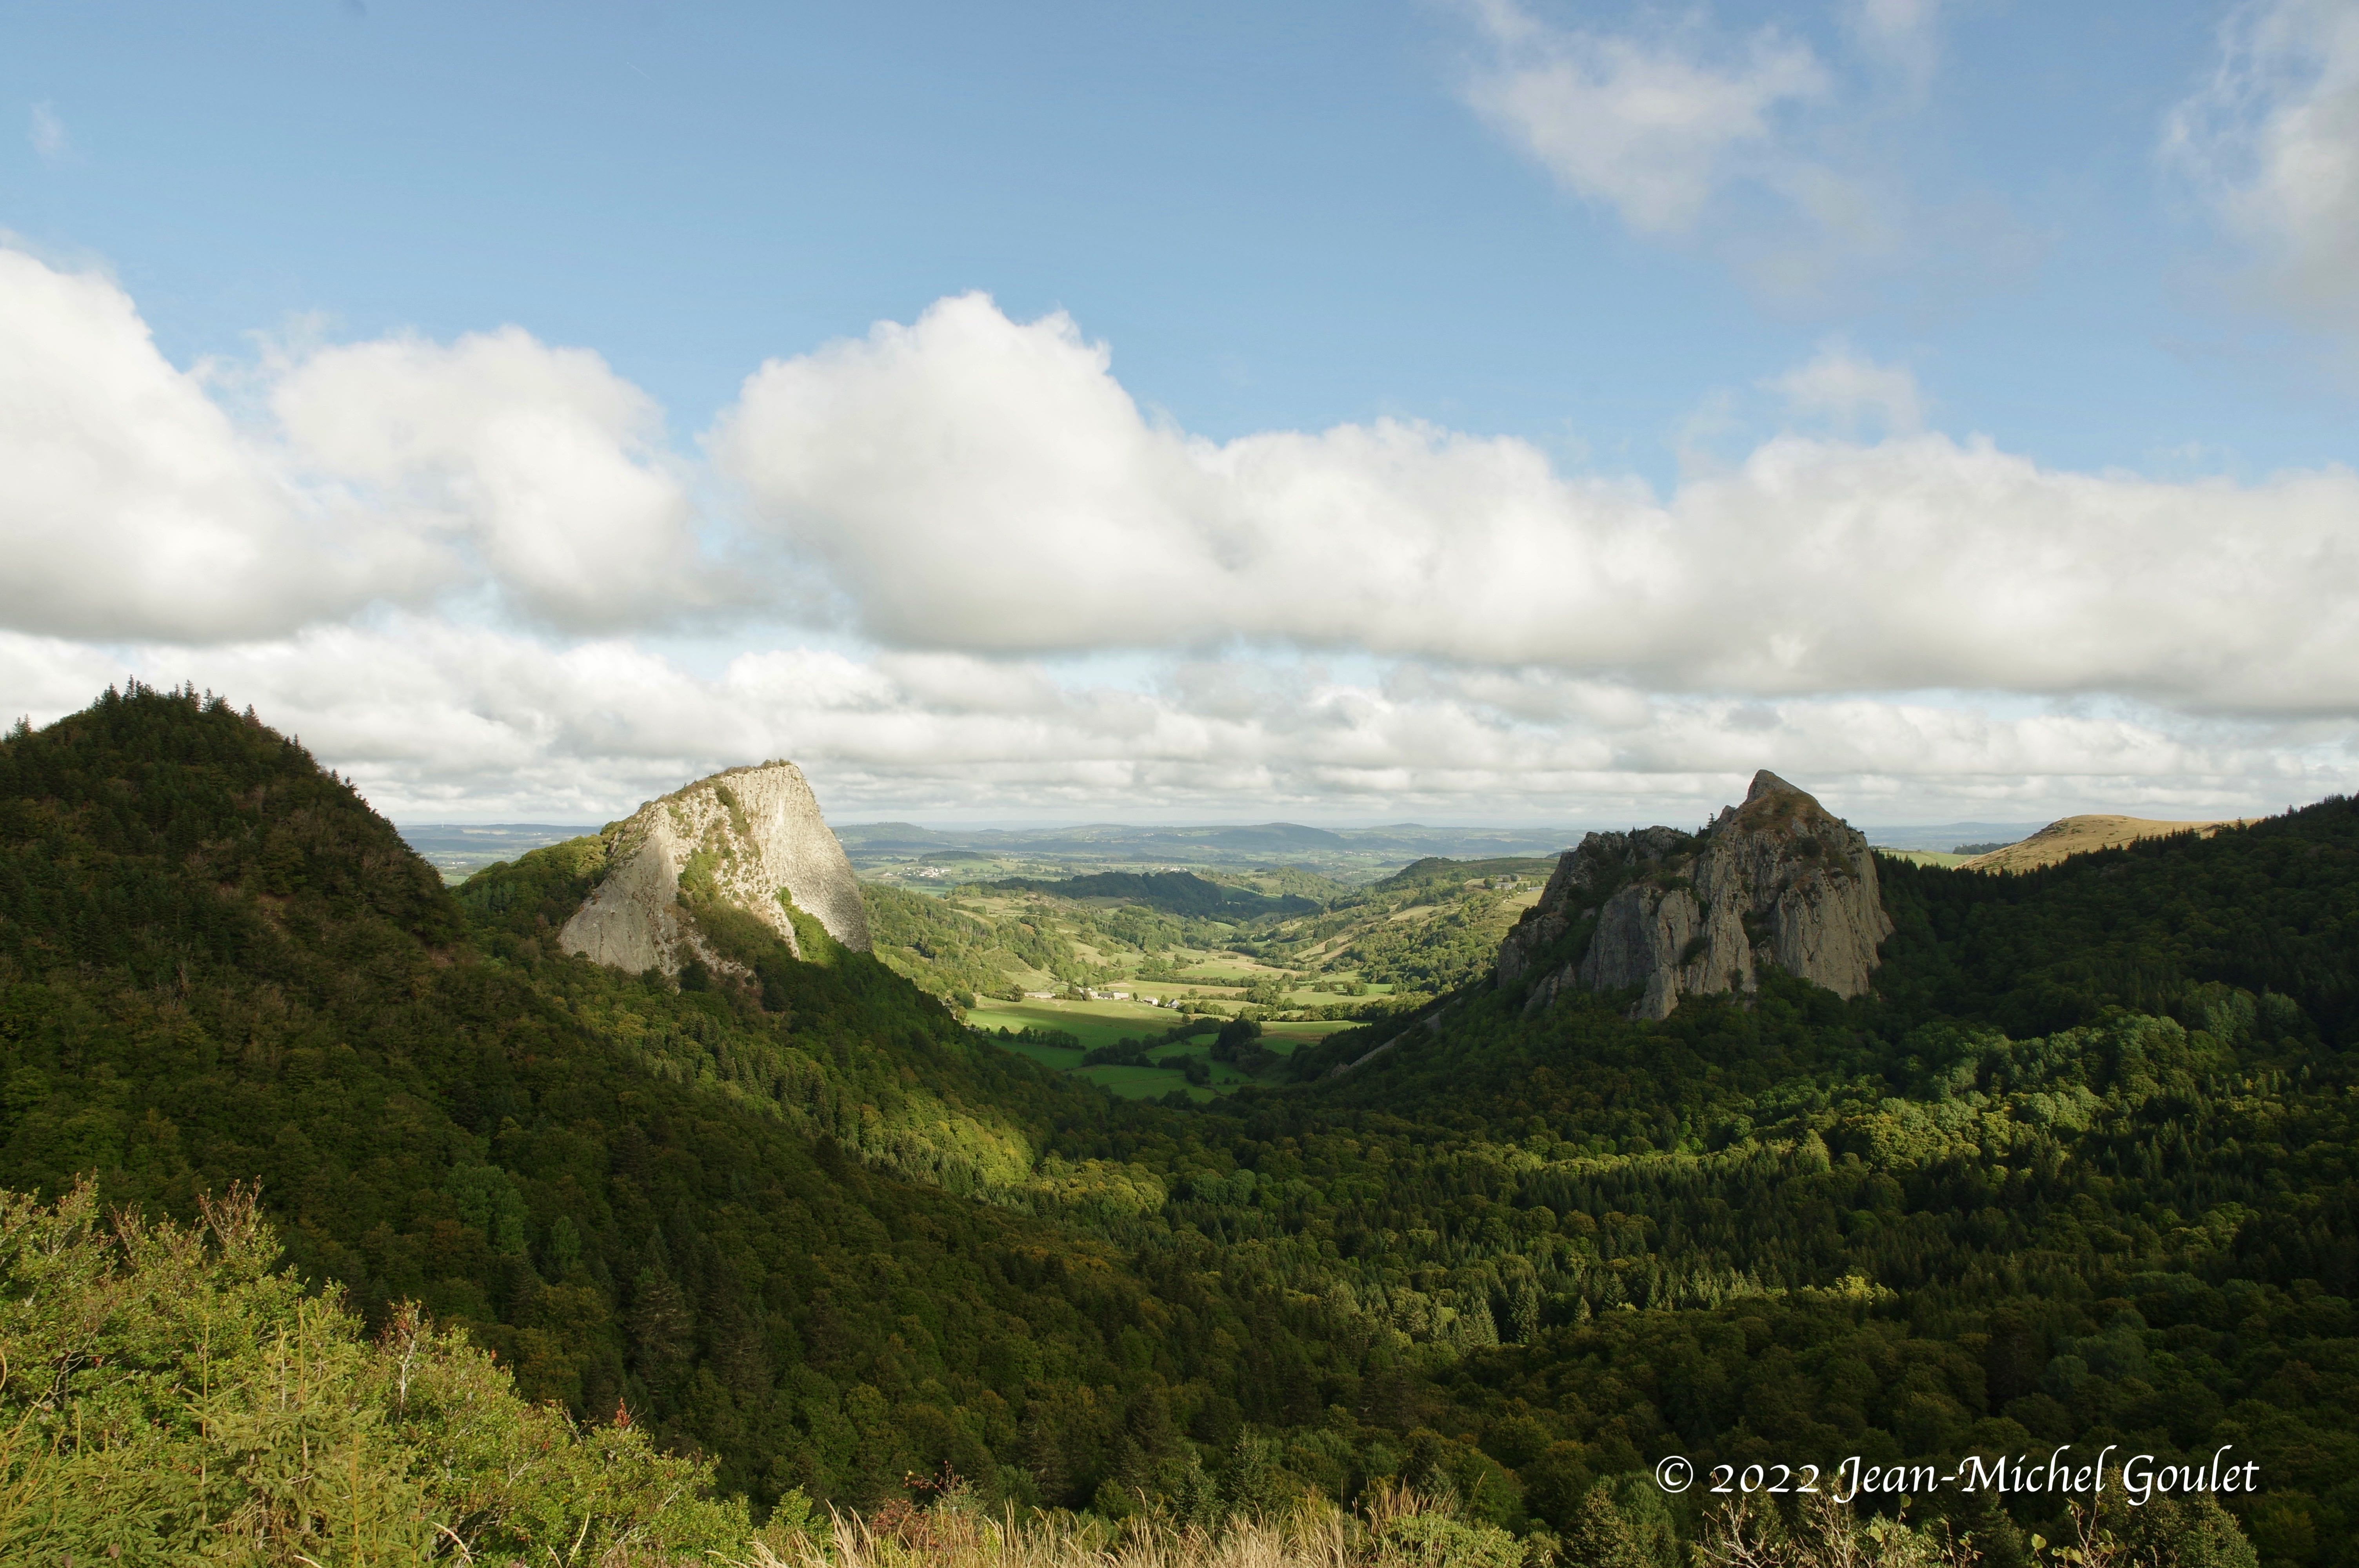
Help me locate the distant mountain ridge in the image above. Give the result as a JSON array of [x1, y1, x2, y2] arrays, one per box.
[[835, 819, 1580, 884], [1859, 820, 2046, 852], [397, 822, 601, 881], [983, 869, 1319, 918], [401, 819, 1587, 888]]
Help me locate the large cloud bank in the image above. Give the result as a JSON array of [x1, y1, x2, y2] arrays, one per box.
[[2, 247, 2352, 823], [718, 294, 2359, 712]]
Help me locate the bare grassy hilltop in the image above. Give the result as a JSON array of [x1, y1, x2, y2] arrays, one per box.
[[1961, 812, 2257, 872]]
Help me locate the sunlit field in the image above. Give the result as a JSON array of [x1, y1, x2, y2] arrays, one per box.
[[961, 997, 1356, 1098]]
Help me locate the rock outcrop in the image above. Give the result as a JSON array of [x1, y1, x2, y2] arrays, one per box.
[[560, 761, 871, 976], [1498, 771, 1891, 1020]]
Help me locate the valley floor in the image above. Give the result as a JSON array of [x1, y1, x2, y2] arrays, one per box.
[[964, 997, 1352, 1098]]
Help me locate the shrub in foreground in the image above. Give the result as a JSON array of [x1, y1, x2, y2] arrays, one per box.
[[0, 1180, 749, 1564]]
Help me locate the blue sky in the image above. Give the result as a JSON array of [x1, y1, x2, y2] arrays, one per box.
[[11, 1, 2337, 473], [4, 1, 2357, 827]]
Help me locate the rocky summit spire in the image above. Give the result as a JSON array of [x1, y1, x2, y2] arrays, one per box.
[[560, 761, 871, 977], [1497, 773, 1891, 1020]]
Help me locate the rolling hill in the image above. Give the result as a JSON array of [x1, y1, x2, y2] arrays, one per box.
[[1961, 812, 2259, 873], [11, 687, 2344, 1564]]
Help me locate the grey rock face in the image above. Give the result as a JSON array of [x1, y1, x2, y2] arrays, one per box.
[[559, 761, 871, 976], [1498, 771, 1891, 1020], [1496, 825, 1690, 985]]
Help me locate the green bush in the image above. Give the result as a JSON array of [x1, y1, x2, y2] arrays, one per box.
[[0, 1180, 749, 1565], [1365, 1510, 1525, 1568]]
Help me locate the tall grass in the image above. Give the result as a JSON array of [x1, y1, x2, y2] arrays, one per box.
[[744, 1485, 1519, 1568], [729, 1485, 2248, 1568]]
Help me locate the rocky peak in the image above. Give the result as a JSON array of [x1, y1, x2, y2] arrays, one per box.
[[1497, 772, 1890, 1020], [559, 760, 871, 977]]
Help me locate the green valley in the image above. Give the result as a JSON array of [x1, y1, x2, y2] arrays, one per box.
[[863, 858, 1555, 1016], [5, 687, 2346, 1566]]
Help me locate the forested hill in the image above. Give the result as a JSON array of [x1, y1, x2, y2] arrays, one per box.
[[5, 688, 2346, 1565], [1870, 806, 2359, 1044], [1246, 799, 2353, 1565], [1294, 794, 2357, 1099], [0, 687, 1308, 1517]]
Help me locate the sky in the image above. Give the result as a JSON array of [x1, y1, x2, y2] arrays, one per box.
[[4, 0, 2357, 829]]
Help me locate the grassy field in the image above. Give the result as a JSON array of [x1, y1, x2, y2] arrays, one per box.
[[1874, 849, 1975, 868], [964, 997, 1357, 1098], [963, 996, 1176, 1049], [1165, 957, 1275, 981], [1258, 1017, 1355, 1045]]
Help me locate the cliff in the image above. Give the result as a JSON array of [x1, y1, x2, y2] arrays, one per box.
[[560, 761, 871, 975], [1498, 771, 1890, 1020]]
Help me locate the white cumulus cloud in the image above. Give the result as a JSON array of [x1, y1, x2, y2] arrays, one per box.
[[4, 623, 2339, 828], [5, 258, 2356, 822], [273, 327, 718, 630], [1459, 0, 1830, 236], [1767, 341, 1926, 433], [0, 247, 724, 642], [2166, 0, 2359, 326], [715, 293, 2359, 714], [0, 249, 439, 640], [1452, 0, 2035, 308]]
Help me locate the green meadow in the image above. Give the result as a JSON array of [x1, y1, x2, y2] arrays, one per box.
[[963, 996, 1354, 1098], [963, 996, 1174, 1048]]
